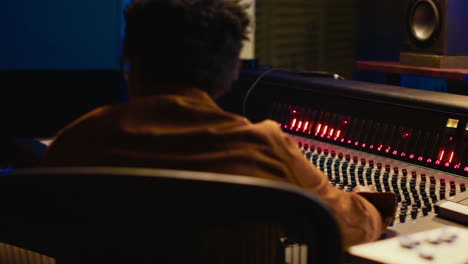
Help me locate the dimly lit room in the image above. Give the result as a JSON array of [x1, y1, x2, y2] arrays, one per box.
[[0, 0, 467, 263]]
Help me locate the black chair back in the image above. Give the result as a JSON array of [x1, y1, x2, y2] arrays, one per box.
[[0, 167, 343, 264]]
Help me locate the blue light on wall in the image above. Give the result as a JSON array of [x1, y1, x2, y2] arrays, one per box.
[[0, 0, 122, 70], [400, 75, 448, 93]]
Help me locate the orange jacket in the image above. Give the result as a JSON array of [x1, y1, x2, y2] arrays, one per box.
[[44, 88, 394, 248]]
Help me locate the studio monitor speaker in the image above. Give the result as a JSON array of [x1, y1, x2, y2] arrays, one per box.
[[401, 0, 468, 68]]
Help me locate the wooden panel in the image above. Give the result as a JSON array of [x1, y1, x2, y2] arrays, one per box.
[[255, 0, 357, 78]]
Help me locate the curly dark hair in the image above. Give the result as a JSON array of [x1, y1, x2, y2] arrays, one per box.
[[123, 0, 250, 96]]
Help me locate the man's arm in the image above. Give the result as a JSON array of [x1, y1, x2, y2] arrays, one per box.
[[278, 131, 395, 248]]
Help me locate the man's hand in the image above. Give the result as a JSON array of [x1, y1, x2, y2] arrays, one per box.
[[353, 185, 397, 230]]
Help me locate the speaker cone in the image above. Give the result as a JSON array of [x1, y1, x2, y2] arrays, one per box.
[[409, 0, 440, 43]]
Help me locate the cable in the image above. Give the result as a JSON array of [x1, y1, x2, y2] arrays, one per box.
[[241, 69, 276, 116], [241, 69, 345, 116]]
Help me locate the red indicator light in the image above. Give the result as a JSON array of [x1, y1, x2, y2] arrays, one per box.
[[401, 152, 406, 157], [454, 164, 461, 169], [449, 151, 454, 163], [347, 140, 352, 144], [435, 160, 441, 165], [279, 123, 282, 127], [449, 136, 453, 141], [296, 121, 303, 131], [438, 150, 445, 161], [290, 119, 297, 130], [316, 123, 322, 134], [292, 110, 297, 114], [426, 158, 432, 163], [418, 156, 423, 161], [392, 150, 398, 155], [464, 167, 468, 172], [444, 162, 450, 167], [385, 149, 390, 153], [323, 125, 328, 135], [369, 145, 374, 149], [361, 143, 366, 148], [377, 147, 382, 151], [340, 138, 345, 142], [303, 121, 309, 132], [329, 128, 334, 136], [336, 130, 341, 138], [402, 132, 410, 138], [343, 120, 349, 124], [283, 125, 288, 129], [409, 154, 415, 159], [354, 142, 359, 146]]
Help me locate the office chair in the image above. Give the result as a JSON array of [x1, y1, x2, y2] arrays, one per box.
[[0, 167, 343, 264], [0, 242, 56, 264]]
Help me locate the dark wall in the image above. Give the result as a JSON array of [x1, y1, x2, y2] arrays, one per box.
[[354, 0, 404, 83], [0, 0, 127, 138], [0, 0, 122, 70]]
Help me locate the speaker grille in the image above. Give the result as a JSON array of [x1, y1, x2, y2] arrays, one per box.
[[409, 0, 440, 43]]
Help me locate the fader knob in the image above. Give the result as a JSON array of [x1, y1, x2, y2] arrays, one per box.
[[385, 164, 390, 172], [440, 192, 446, 200], [411, 208, 418, 219], [440, 178, 446, 187], [422, 196, 429, 204], [414, 199, 421, 208], [396, 194, 402, 202], [425, 203, 432, 212], [422, 206, 428, 216], [450, 180, 456, 189], [402, 169, 408, 176], [399, 213, 406, 223]]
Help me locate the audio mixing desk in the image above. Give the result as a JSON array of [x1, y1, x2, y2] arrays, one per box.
[[239, 70, 468, 264]]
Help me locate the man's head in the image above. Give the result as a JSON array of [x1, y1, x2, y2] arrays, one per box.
[[123, 0, 250, 98]]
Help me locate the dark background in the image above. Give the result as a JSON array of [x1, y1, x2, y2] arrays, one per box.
[[0, 0, 403, 138]]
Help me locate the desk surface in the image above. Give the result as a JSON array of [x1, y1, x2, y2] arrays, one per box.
[[356, 61, 468, 81]]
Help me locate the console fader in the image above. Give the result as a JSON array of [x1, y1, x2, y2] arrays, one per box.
[[241, 70, 468, 225]]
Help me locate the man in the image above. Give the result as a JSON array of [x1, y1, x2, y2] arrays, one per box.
[[44, 0, 395, 248]]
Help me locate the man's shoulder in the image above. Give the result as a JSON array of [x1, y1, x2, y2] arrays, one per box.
[[53, 103, 123, 140], [239, 119, 295, 145]]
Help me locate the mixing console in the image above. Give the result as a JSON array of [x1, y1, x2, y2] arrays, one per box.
[[294, 136, 467, 225], [240, 69, 468, 225]]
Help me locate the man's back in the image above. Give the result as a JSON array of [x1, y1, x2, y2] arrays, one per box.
[[45, 87, 390, 248], [45, 88, 294, 182]]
